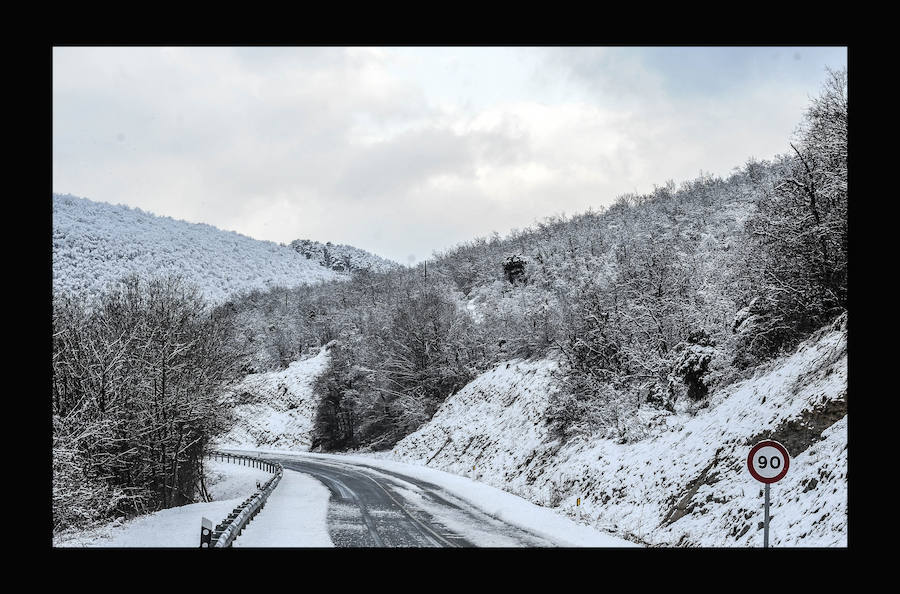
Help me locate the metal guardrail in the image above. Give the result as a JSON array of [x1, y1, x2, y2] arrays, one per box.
[[201, 451, 283, 548]]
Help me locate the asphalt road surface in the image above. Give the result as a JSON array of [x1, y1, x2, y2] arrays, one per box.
[[268, 455, 557, 547]]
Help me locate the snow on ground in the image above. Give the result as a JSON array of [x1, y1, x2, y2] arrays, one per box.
[[389, 358, 559, 483], [216, 347, 330, 450], [379, 319, 847, 547], [52, 193, 341, 304], [233, 469, 333, 547], [205, 459, 273, 500], [53, 458, 274, 547], [54, 498, 244, 547]]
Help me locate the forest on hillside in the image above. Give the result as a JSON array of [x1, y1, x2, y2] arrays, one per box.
[[51, 69, 846, 531]]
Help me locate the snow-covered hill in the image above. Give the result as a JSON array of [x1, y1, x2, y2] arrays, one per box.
[[52, 193, 342, 304], [215, 346, 331, 451], [382, 315, 848, 547]]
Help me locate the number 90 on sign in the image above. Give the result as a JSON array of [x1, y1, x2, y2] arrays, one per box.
[[747, 440, 790, 484]]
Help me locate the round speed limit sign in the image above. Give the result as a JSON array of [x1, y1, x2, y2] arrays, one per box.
[[747, 440, 790, 484]]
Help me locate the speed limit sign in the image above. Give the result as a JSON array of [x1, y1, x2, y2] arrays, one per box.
[[747, 439, 790, 548], [747, 440, 790, 484]]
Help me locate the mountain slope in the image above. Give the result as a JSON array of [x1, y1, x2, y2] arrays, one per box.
[[384, 315, 847, 547], [52, 193, 341, 303]]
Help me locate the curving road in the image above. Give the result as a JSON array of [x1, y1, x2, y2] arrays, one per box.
[[262, 454, 557, 547]]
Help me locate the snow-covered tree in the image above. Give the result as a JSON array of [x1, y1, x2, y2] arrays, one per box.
[[736, 68, 847, 364]]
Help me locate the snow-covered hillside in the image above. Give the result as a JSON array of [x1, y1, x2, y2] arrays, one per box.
[[384, 315, 848, 547], [216, 346, 331, 450], [52, 193, 341, 304]]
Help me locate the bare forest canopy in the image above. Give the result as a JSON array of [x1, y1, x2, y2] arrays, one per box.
[[52, 69, 847, 532]]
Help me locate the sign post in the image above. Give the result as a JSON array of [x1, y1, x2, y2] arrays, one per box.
[[747, 440, 790, 548]]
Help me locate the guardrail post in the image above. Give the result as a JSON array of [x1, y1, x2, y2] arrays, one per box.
[[200, 517, 213, 548], [202, 454, 284, 547]]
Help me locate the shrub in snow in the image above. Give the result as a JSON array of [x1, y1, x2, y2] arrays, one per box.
[[502, 254, 527, 284], [671, 329, 718, 401], [645, 379, 676, 413], [53, 433, 129, 531], [730, 295, 790, 368]]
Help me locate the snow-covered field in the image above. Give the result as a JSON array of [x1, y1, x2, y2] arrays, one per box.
[[52, 193, 341, 304], [382, 318, 848, 547], [53, 459, 273, 547], [216, 347, 330, 450]]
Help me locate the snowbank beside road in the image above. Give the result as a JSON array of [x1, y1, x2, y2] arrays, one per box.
[[232, 469, 333, 547]]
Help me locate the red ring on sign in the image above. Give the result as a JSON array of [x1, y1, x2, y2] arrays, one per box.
[[747, 440, 790, 484]]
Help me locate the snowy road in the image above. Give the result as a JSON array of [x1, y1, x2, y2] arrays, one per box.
[[268, 455, 557, 547]]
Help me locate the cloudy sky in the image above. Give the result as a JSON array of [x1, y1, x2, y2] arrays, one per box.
[[52, 46, 847, 265]]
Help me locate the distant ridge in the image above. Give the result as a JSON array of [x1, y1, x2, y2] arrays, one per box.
[[52, 193, 342, 304], [287, 238, 399, 274]]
